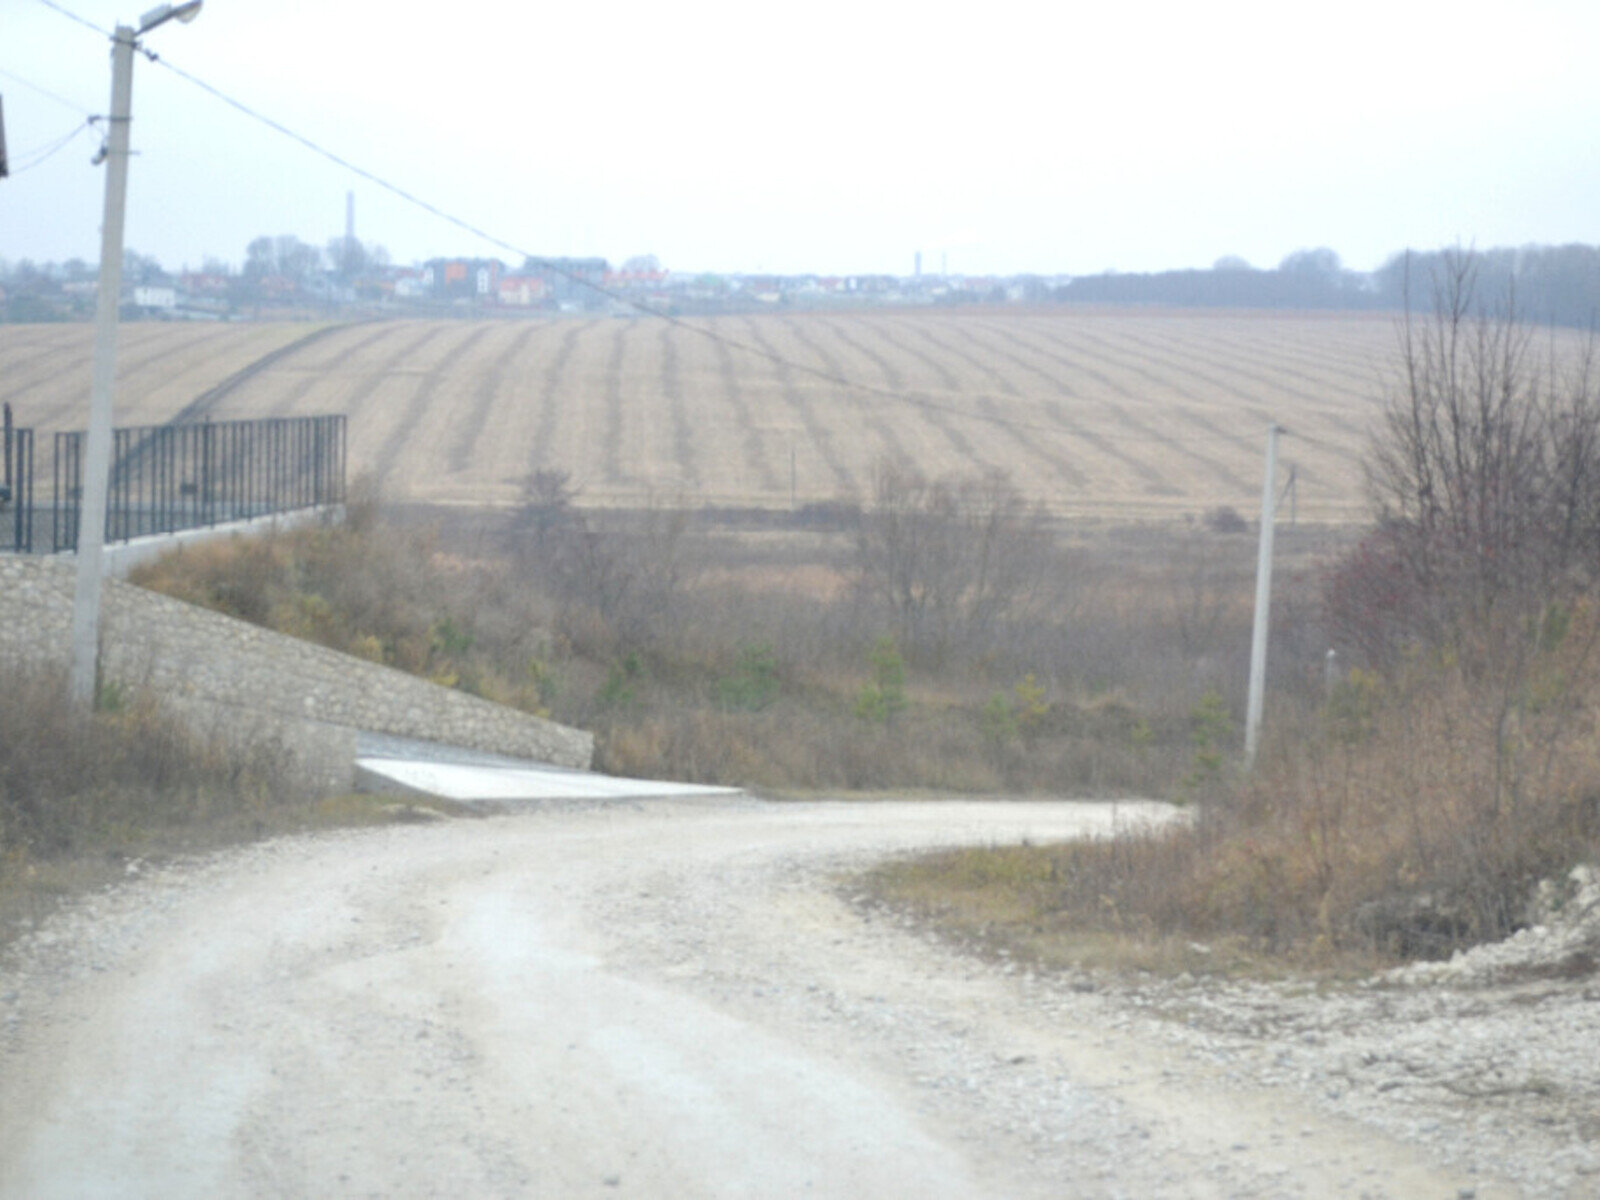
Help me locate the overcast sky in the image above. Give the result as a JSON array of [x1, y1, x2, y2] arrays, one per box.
[[3, 0, 1599, 277]]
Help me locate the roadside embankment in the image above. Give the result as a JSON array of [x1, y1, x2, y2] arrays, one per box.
[[0, 555, 591, 792]]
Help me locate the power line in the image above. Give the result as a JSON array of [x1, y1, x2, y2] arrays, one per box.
[[145, 55, 942, 405], [7, 118, 95, 173], [0, 65, 94, 115], [32, 0, 108, 38], [144, 57, 1351, 454], [28, 0, 1359, 462]]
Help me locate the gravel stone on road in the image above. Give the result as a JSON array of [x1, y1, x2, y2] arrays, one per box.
[[2, 797, 1593, 1198]]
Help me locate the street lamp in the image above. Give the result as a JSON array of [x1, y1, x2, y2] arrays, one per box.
[[68, 1, 202, 706]]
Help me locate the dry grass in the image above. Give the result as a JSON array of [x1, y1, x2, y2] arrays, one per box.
[[864, 638, 1600, 973], [126, 498, 1309, 798], [0, 660, 466, 951], [0, 309, 1471, 521], [857, 839, 1302, 979]]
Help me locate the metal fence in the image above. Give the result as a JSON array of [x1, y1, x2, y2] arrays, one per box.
[[51, 414, 346, 553], [1, 411, 35, 553]]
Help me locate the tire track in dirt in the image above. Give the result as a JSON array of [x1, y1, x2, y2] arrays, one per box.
[[659, 324, 701, 489], [739, 318, 854, 493], [972, 321, 1248, 496], [369, 325, 494, 485], [784, 318, 915, 472], [167, 324, 366, 425], [529, 320, 597, 473], [118, 325, 386, 515], [329, 324, 450, 426], [709, 329, 781, 494], [255, 323, 408, 419], [0, 325, 195, 415], [817, 317, 987, 475], [447, 323, 547, 474]]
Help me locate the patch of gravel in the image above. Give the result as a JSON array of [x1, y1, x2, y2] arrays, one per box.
[[3, 815, 1598, 1197], [0, 834, 360, 1057], [1072, 864, 1600, 1198]]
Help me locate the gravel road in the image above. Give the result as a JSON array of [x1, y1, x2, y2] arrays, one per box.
[[2, 796, 1595, 1198]]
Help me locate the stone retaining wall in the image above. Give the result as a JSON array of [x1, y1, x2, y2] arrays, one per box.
[[0, 556, 593, 793]]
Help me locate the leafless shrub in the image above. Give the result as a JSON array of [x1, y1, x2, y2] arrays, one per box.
[[850, 460, 1052, 665], [512, 471, 695, 651], [1329, 249, 1600, 817], [1356, 249, 1600, 663], [1203, 505, 1249, 535]]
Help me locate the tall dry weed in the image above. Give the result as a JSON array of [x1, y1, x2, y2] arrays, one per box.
[[0, 670, 298, 872]]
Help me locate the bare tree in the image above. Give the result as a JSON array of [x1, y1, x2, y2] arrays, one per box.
[[1361, 249, 1600, 653], [1332, 249, 1600, 815], [852, 461, 1050, 663], [512, 471, 692, 648]]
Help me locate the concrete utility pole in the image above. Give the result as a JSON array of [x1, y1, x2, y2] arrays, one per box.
[[69, 2, 202, 707], [1243, 423, 1279, 768]]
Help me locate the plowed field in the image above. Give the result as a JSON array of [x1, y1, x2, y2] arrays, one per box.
[[0, 309, 1446, 521]]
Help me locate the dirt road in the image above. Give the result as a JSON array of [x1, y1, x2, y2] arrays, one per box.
[[0, 798, 1520, 1198]]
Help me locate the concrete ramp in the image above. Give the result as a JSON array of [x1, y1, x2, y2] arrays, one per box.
[[355, 732, 742, 804]]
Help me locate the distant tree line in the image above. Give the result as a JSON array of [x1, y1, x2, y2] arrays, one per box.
[[6, 240, 1600, 328], [1054, 244, 1600, 330]]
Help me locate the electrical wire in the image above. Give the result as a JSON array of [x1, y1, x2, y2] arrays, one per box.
[[31, 0, 1344, 459], [152, 50, 1343, 453], [32, 0, 108, 38], [7, 118, 95, 173], [0, 65, 94, 116]]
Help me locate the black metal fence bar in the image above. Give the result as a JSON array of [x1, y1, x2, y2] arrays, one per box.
[[49, 414, 346, 553], [1, 425, 34, 553], [53, 428, 80, 553]]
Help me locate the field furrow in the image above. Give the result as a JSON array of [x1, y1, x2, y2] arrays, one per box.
[[710, 327, 783, 497], [658, 324, 701, 489], [958, 323, 1185, 494], [1079, 322, 1361, 435], [447, 322, 547, 475], [913, 320, 1022, 397], [1, 323, 198, 423], [1184, 321, 1385, 407], [818, 318, 996, 476], [528, 319, 594, 478], [0, 329, 91, 404], [865, 318, 963, 392], [1074, 322, 1372, 493], [0, 310, 1429, 521], [992, 321, 1254, 495], [252, 321, 451, 438], [738, 318, 855, 495], [254, 323, 408, 419], [366, 324, 494, 487], [782, 319, 916, 473]]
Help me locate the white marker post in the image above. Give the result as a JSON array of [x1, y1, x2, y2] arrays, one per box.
[[1244, 423, 1279, 768]]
